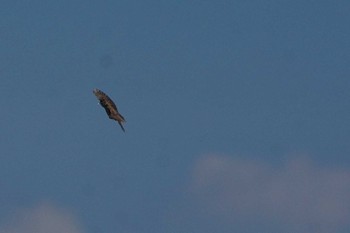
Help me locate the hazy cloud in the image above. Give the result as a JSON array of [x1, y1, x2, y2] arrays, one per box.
[[189, 155, 350, 233], [0, 201, 84, 233]]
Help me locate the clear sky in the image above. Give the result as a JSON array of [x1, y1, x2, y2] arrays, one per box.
[[1, 1, 350, 233]]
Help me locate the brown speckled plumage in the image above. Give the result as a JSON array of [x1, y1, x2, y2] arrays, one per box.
[[93, 88, 126, 132]]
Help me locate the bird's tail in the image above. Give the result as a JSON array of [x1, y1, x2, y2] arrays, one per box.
[[119, 113, 126, 122], [118, 121, 125, 132]]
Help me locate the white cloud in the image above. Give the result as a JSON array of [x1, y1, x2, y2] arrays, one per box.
[[189, 155, 350, 233], [0, 201, 84, 233]]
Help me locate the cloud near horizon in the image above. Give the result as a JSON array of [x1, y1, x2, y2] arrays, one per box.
[[189, 155, 350, 233], [0, 201, 84, 233]]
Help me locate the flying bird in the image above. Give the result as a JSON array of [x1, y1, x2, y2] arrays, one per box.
[[93, 88, 126, 132]]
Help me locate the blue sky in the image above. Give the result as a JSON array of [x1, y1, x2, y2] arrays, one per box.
[[1, 1, 350, 233]]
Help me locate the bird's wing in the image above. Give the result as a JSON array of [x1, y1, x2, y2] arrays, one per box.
[[93, 89, 119, 114]]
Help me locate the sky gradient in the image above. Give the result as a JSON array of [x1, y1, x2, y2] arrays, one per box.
[[1, 1, 350, 233]]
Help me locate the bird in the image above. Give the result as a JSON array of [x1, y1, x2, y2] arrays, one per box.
[[93, 88, 126, 132]]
